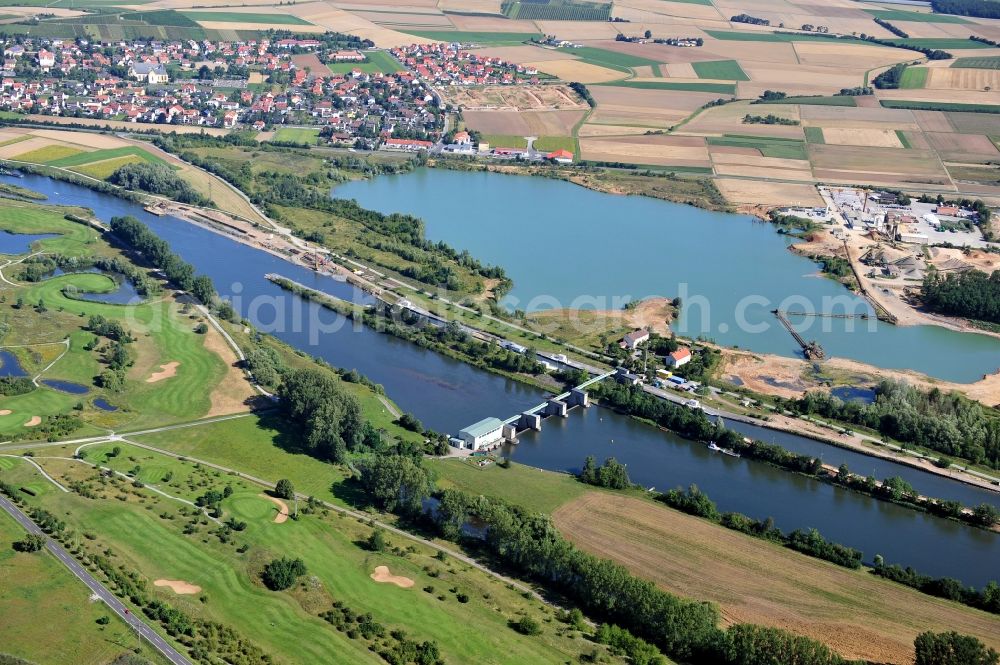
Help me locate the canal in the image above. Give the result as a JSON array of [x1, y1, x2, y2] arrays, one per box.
[[336, 168, 1000, 384], [7, 172, 1000, 587]]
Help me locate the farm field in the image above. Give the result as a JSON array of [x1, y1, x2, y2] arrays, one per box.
[[952, 56, 1000, 69], [501, 0, 611, 21], [402, 30, 541, 44], [607, 80, 737, 93], [552, 492, 1000, 665], [864, 9, 970, 24], [706, 135, 809, 160], [462, 109, 585, 135], [900, 67, 929, 89], [691, 59, 750, 81], [569, 45, 662, 73], [181, 11, 312, 25], [479, 134, 529, 148]]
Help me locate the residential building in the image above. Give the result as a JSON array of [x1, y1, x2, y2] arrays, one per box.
[[666, 348, 692, 368], [622, 330, 649, 349]]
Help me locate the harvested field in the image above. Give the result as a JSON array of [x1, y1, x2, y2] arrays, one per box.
[[792, 41, 912, 69], [527, 58, 624, 83], [292, 52, 332, 77], [154, 579, 202, 595], [463, 110, 585, 136], [912, 110, 955, 133], [809, 144, 944, 177], [739, 63, 861, 96], [924, 67, 1000, 91], [554, 492, 1000, 665], [470, 44, 566, 63], [877, 88, 1000, 105], [580, 135, 711, 167], [614, 0, 724, 21], [800, 105, 915, 124], [925, 132, 999, 156], [946, 111, 1000, 135], [821, 128, 903, 148], [28, 129, 127, 149], [370, 565, 414, 588], [589, 85, 722, 127], [146, 361, 179, 383], [533, 20, 622, 40], [440, 84, 585, 110], [663, 62, 697, 78], [716, 178, 823, 207], [577, 123, 658, 137]]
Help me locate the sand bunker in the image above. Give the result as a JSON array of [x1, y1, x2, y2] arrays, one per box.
[[261, 493, 289, 524], [146, 361, 180, 383], [370, 566, 414, 588], [0, 410, 11, 416], [23, 416, 40, 427], [154, 579, 202, 595]]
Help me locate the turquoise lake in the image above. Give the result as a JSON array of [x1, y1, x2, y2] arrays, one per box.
[[337, 168, 1000, 384]]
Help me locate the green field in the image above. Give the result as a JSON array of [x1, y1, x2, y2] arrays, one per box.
[[327, 50, 403, 74], [756, 95, 857, 107], [889, 37, 991, 49], [534, 136, 577, 153], [181, 11, 312, 25], [0, 448, 621, 665], [271, 127, 322, 146], [569, 46, 661, 73], [430, 458, 587, 513], [479, 134, 528, 148], [880, 99, 1000, 113], [0, 199, 98, 256], [401, 30, 541, 45], [46, 145, 168, 169], [899, 67, 929, 89], [11, 144, 85, 164], [603, 80, 737, 94], [706, 134, 808, 159], [501, 0, 611, 21], [691, 59, 750, 81], [895, 130, 913, 149], [705, 30, 864, 43], [804, 126, 826, 144], [0, 493, 161, 665], [952, 56, 1000, 69], [72, 155, 147, 180], [864, 9, 970, 23]]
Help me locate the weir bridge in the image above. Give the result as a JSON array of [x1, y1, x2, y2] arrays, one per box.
[[460, 368, 628, 445]]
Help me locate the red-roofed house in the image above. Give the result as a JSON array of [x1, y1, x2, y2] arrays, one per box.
[[546, 149, 573, 165], [666, 348, 692, 368]]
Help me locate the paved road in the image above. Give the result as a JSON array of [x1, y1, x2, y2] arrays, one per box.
[[0, 494, 192, 665]]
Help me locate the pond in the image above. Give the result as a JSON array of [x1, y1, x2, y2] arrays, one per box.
[[0, 230, 57, 255], [41, 379, 90, 394], [93, 398, 118, 412], [0, 349, 26, 378]]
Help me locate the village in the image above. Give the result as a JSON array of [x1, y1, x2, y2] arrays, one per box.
[[0, 33, 541, 147]]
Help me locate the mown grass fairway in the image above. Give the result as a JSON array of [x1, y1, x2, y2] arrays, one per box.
[[0, 199, 99, 255], [2, 451, 622, 665], [0, 486, 160, 665], [692, 59, 750, 81]]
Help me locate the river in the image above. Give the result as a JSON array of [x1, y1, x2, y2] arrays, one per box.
[[336, 168, 1000, 384], [6, 172, 1000, 587]]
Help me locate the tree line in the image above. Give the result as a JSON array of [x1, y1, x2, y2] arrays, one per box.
[[785, 380, 1000, 469], [872, 556, 1000, 614], [932, 0, 1000, 19], [108, 162, 210, 206], [922, 268, 1000, 325], [108, 216, 216, 304]]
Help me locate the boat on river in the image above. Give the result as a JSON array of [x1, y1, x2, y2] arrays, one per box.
[[708, 442, 741, 458]]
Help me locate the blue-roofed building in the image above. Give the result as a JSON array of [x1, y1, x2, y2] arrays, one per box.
[[456, 416, 504, 451]]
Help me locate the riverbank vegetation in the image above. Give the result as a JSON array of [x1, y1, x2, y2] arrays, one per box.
[[784, 380, 1000, 470], [150, 134, 511, 300]]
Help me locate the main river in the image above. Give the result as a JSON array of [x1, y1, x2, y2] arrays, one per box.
[[337, 168, 1000, 384], [7, 173, 1000, 587]]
